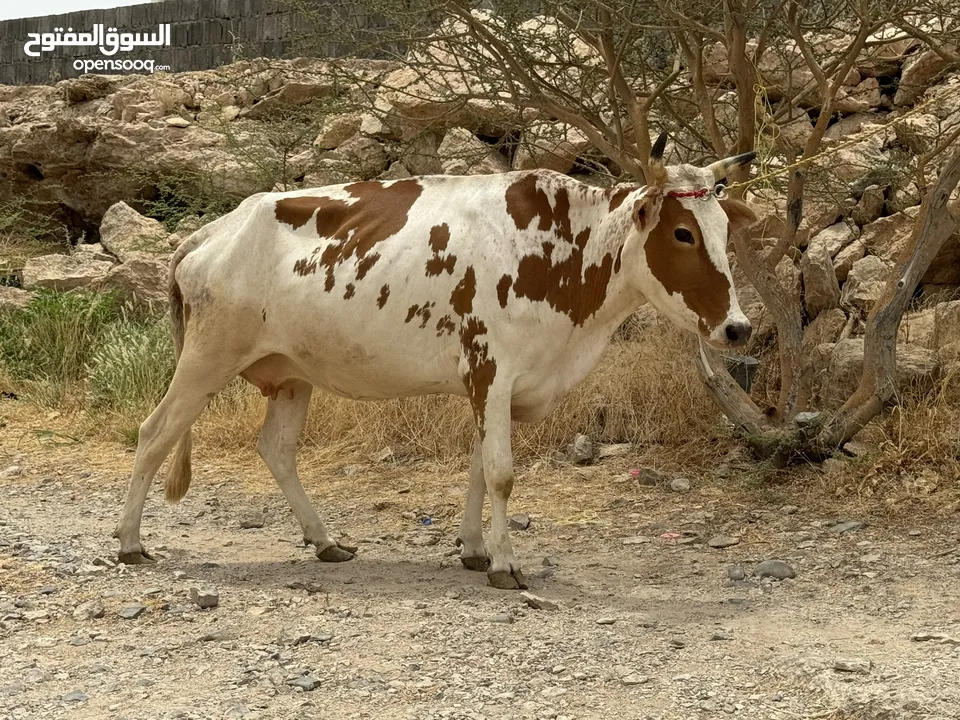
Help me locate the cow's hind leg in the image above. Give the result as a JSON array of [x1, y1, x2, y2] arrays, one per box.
[[256, 380, 356, 562], [114, 351, 237, 564], [455, 433, 489, 571]]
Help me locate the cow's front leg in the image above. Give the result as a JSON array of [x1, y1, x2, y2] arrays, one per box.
[[456, 433, 489, 571], [476, 394, 526, 590]]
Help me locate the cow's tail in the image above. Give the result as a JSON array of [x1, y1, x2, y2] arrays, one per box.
[[163, 234, 204, 504]]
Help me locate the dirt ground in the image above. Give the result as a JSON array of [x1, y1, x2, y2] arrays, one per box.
[[1, 401, 959, 720]]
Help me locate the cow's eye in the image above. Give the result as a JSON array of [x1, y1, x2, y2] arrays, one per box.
[[674, 228, 694, 244]]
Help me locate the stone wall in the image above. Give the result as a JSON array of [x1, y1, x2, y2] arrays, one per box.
[[0, 0, 352, 86]]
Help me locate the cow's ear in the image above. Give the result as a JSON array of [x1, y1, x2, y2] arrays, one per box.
[[720, 198, 759, 234], [633, 187, 663, 233]]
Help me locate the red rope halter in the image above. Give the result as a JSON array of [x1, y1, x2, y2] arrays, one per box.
[[666, 188, 712, 199]]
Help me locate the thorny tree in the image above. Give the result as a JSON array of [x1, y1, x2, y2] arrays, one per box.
[[284, 0, 960, 464]]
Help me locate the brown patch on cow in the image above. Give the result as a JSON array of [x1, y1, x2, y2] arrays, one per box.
[[377, 284, 390, 309], [406, 301, 435, 328], [425, 223, 457, 277], [605, 185, 633, 212], [614, 246, 623, 273], [278, 179, 423, 291], [504, 175, 615, 326], [184, 303, 191, 324], [435, 314, 456, 337], [496, 274, 512, 308], [356, 253, 380, 281], [645, 195, 731, 331], [460, 317, 497, 440], [344, 283, 356, 300], [450, 266, 477, 316]]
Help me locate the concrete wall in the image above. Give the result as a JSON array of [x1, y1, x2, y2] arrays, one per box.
[[0, 0, 333, 86]]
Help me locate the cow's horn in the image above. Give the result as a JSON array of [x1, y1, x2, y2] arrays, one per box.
[[706, 151, 756, 181], [650, 132, 668, 163]]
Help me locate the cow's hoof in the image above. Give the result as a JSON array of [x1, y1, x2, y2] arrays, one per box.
[[117, 548, 156, 565], [460, 555, 491, 572], [487, 569, 527, 590], [316, 542, 355, 563]]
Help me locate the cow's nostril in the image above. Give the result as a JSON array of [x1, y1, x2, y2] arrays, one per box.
[[725, 322, 752, 346]]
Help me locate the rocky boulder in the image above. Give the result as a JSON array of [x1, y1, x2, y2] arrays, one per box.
[[0, 286, 34, 311], [438, 128, 509, 176], [92, 256, 169, 311], [512, 121, 590, 173], [841, 255, 891, 313], [833, 238, 866, 282], [896, 49, 954, 106], [21, 254, 114, 292], [803, 307, 848, 349], [813, 339, 938, 409], [801, 238, 841, 319], [99, 202, 170, 262], [319, 134, 388, 180], [313, 113, 363, 150], [860, 208, 920, 263]]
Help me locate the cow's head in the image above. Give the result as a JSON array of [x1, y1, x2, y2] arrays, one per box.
[[623, 133, 759, 349]]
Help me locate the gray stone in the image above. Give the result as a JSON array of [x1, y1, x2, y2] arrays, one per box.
[[73, 599, 104, 621], [189, 586, 219, 609], [566, 433, 595, 464], [487, 613, 513, 624], [508, 513, 531, 531], [781, 505, 800, 515], [520, 592, 558, 611], [239, 512, 265, 529], [833, 658, 872, 673], [118, 604, 147, 620], [727, 565, 746, 581], [633, 467, 668, 486], [830, 520, 866, 533], [22, 254, 113, 291], [63, 690, 88, 703], [595, 617, 616, 625], [287, 674, 321, 691], [621, 674, 650, 686], [755, 560, 796, 580], [708, 535, 740, 549], [669, 477, 691, 493], [0, 286, 33, 310]]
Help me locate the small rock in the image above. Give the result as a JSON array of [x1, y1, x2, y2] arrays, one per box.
[[566, 433, 595, 464], [487, 613, 513, 624], [372, 446, 394, 463], [711, 632, 732, 641], [833, 658, 871, 674], [911, 632, 960, 645], [39, 586, 56, 595], [830, 520, 866, 533], [669, 477, 691, 493], [520, 592, 558, 611], [669, 639, 686, 648], [73, 599, 105, 621], [633, 467, 668, 486], [727, 565, 746, 581], [597, 443, 631, 459], [164, 116, 190, 128], [621, 674, 649, 686], [595, 617, 616, 625], [542, 556, 560, 567], [288, 674, 321, 691], [755, 560, 796, 580], [780, 505, 799, 515], [63, 690, 88, 703], [239, 512, 265, 529], [189, 586, 219, 609], [198, 630, 233, 642], [508, 513, 531, 531], [708, 535, 740, 549], [623, 536, 654, 546], [118, 604, 147, 620]]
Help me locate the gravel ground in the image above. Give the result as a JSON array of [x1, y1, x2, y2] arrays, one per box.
[[1, 422, 959, 720]]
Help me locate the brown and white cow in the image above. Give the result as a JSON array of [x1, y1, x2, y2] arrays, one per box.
[[113, 134, 758, 590]]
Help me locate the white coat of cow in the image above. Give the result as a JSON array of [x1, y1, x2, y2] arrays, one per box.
[[113, 134, 758, 589]]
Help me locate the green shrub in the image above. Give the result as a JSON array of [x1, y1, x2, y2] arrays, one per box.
[[0, 289, 120, 404], [87, 316, 175, 412]]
